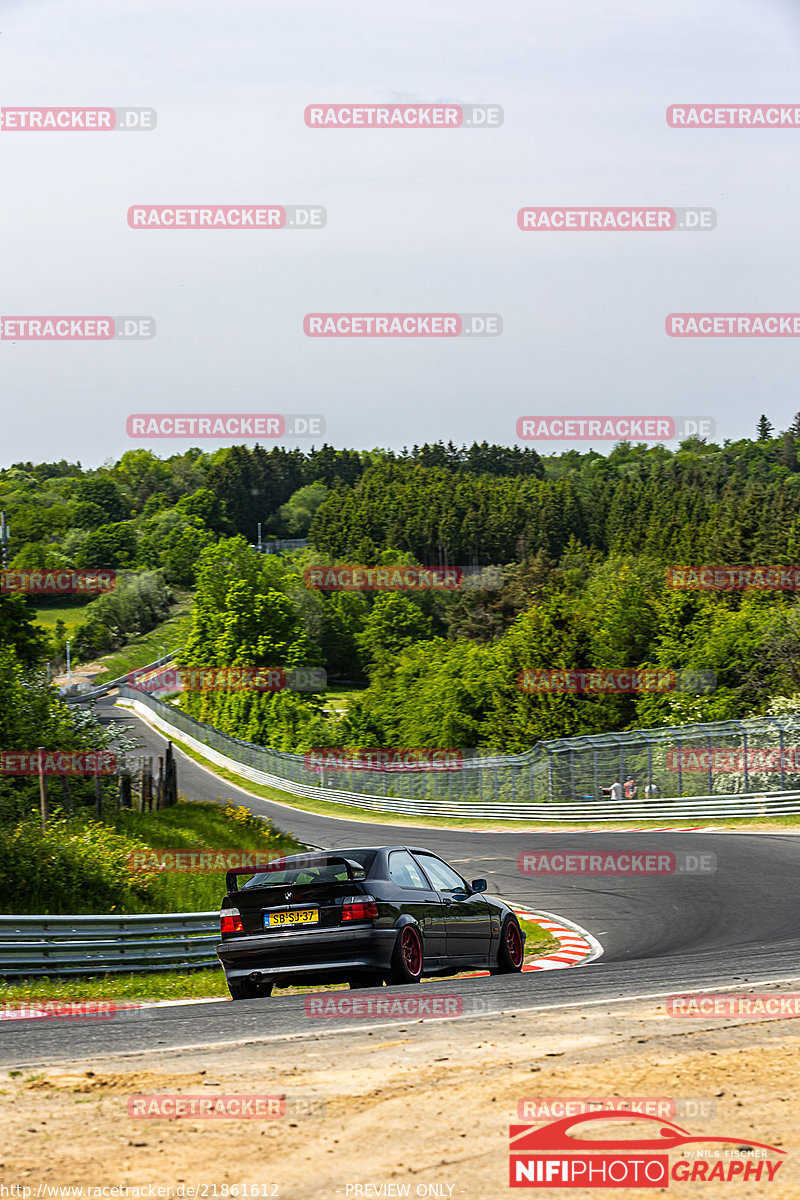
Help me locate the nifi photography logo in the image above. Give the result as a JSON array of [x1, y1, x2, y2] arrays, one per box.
[[509, 1112, 785, 1187]]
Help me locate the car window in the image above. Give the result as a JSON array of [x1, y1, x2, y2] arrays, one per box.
[[388, 850, 430, 890], [240, 849, 377, 889], [242, 864, 350, 888], [413, 854, 467, 893], [328, 848, 378, 873]]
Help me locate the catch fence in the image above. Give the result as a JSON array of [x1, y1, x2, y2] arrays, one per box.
[[116, 690, 800, 818]]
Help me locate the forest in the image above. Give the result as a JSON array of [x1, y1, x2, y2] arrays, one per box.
[[3, 421, 800, 770]]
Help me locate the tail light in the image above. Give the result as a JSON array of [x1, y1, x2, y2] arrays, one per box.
[[220, 908, 244, 934], [342, 896, 378, 922]]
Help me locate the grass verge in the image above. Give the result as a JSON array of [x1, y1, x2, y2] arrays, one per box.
[[89, 595, 194, 684], [0, 800, 306, 915], [33, 600, 94, 636]]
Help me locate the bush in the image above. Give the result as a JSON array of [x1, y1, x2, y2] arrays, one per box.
[[0, 814, 156, 914], [0, 803, 307, 914], [72, 571, 172, 660]]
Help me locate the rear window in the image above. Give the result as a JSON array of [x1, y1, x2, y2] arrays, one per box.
[[241, 848, 377, 889]]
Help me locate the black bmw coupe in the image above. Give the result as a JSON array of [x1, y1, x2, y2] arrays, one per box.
[[217, 845, 525, 999]]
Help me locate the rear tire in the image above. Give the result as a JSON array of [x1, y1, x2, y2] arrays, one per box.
[[389, 925, 423, 985], [491, 916, 524, 974], [227, 978, 274, 1000]]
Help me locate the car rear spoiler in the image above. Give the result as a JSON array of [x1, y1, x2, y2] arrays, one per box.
[[225, 854, 366, 895]]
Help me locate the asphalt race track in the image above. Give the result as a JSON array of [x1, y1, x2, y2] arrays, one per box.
[[3, 695, 800, 1066]]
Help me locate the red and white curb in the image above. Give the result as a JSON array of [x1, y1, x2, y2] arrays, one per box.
[[457, 904, 603, 978], [584, 826, 713, 833], [509, 905, 603, 971], [488, 826, 714, 833]]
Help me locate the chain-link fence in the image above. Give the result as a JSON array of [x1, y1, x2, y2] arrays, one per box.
[[116, 689, 800, 807]]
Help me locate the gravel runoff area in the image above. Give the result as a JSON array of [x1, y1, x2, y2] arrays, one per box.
[[1, 989, 798, 1199]]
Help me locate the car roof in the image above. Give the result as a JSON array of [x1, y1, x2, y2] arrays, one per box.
[[282, 846, 438, 855]]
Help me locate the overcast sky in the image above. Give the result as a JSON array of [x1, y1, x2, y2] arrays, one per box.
[[1, 0, 799, 467]]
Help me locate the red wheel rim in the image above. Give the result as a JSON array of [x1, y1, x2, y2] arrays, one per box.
[[506, 921, 523, 968], [401, 927, 422, 976]]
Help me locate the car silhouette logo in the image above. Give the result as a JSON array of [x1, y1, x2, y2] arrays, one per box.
[[510, 1111, 785, 1154]]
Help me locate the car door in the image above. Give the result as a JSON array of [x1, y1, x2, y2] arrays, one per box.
[[386, 849, 447, 965], [411, 851, 492, 963]]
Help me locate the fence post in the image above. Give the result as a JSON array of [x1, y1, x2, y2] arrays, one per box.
[[38, 747, 48, 830], [157, 756, 165, 809], [94, 762, 103, 820], [165, 742, 178, 806], [706, 733, 713, 797], [141, 758, 152, 812], [119, 771, 132, 809]]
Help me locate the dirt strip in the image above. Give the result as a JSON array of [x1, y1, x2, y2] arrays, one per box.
[[0, 998, 798, 1198]]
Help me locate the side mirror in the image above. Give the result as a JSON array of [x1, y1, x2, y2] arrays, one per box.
[[470, 878, 488, 893]]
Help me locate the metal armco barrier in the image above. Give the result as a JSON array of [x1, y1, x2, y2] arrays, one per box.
[[117, 692, 800, 821], [0, 912, 219, 977], [64, 652, 178, 704]]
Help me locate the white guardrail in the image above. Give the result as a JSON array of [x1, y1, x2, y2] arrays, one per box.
[[0, 913, 219, 977], [117, 695, 800, 821], [62, 652, 179, 703]]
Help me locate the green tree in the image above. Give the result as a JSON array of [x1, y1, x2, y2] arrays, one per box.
[[277, 482, 329, 537], [757, 415, 774, 441], [0, 593, 49, 666], [779, 432, 798, 471], [356, 593, 433, 673], [74, 522, 137, 569]]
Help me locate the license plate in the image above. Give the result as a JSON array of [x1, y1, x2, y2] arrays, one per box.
[[265, 908, 319, 928]]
